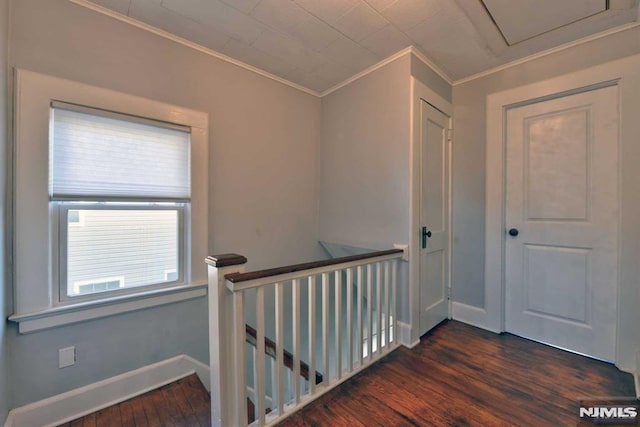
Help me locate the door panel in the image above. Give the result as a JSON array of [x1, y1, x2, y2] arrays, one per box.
[[524, 244, 591, 324], [525, 108, 590, 221], [505, 85, 618, 361], [423, 118, 445, 229], [419, 101, 450, 334], [423, 250, 445, 310]]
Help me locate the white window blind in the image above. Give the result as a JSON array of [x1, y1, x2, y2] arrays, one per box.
[[50, 102, 191, 201]]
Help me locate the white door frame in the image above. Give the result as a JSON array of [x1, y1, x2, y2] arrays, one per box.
[[409, 77, 453, 346], [485, 70, 623, 354]]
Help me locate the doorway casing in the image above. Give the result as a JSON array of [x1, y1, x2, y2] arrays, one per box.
[[409, 77, 453, 346], [484, 66, 626, 367]]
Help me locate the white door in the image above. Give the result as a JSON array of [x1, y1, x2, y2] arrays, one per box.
[[419, 100, 450, 334], [505, 85, 618, 361]]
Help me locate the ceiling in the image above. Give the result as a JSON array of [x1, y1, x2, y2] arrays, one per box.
[[84, 0, 640, 93]]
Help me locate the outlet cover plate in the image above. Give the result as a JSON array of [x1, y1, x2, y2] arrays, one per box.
[[59, 346, 75, 368]]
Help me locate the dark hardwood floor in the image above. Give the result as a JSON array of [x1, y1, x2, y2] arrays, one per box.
[[60, 374, 211, 427], [279, 320, 636, 427], [60, 321, 635, 426]]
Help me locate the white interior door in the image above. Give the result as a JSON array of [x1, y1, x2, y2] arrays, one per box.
[[419, 100, 450, 335], [505, 85, 618, 361]]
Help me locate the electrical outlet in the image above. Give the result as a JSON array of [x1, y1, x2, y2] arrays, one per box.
[[59, 346, 76, 368]]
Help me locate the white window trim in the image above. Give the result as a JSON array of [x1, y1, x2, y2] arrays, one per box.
[[9, 69, 209, 333]]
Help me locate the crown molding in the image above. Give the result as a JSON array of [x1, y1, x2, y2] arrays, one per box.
[[320, 47, 410, 97], [68, 0, 320, 97], [320, 46, 453, 97], [68, 0, 640, 96], [453, 21, 640, 86], [68, 1, 453, 98], [408, 46, 454, 85]]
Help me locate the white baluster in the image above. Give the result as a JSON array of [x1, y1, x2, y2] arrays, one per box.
[[292, 278, 301, 403], [334, 270, 342, 380], [346, 268, 353, 372], [270, 356, 276, 412], [234, 292, 247, 426], [375, 262, 382, 356], [256, 287, 266, 425], [384, 261, 390, 351], [275, 282, 285, 415], [251, 346, 258, 413], [391, 259, 397, 343], [356, 266, 363, 364], [366, 264, 373, 361], [322, 272, 330, 387], [308, 276, 316, 395]]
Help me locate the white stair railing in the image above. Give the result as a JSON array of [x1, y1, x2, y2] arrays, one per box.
[[206, 249, 405, 427]]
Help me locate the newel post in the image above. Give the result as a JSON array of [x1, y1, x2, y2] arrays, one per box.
[[206, 253, 247, 427]]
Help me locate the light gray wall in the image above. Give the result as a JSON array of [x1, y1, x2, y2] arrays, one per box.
[[411, 54, 452, 103], [452, 26, 640, 370], [10, 298, 209, 406], [0, 0, 10, 421], [319, 54, 411, 320], [8, 0, 323, 407], [452, 25, 640, 307], [319, 55, 411, 248]]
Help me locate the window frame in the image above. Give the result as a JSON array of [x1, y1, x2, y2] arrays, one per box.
[[10, 69, 209, 333]]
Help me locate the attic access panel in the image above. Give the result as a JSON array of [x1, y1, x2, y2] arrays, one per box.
[[482, 0, 608, 45]]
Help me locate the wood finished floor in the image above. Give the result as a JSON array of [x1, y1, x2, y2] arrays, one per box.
[[61, 321, 635, 426], [60, 374, 211, 427], [279, 320, 635, 427]]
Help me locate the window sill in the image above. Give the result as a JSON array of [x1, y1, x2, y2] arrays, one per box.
[[8, 283, 208, 333]]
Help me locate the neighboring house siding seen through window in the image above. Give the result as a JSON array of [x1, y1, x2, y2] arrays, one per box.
[[10, 70, 208, 333]]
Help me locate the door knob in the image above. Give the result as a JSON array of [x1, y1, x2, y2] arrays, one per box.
[[508, 228, 519, 237], [422, 226, 432, 248]]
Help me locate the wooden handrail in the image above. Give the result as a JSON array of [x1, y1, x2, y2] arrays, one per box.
[[245, 324, 323, 385], [226, 248, 403, 284]]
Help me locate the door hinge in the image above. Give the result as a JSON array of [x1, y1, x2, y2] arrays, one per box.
[[446, 287, 451, 300], [447, 128, 453, 142]]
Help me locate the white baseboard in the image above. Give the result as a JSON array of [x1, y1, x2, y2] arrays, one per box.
[[397, 321, 419, 348], [451, 301, 491, 330], [5, 354, 210, 427]]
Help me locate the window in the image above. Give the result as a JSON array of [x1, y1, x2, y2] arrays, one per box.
[[51, 102, 189, 301], [61, 206, 182, 299], [10, 70, 208, 333]]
